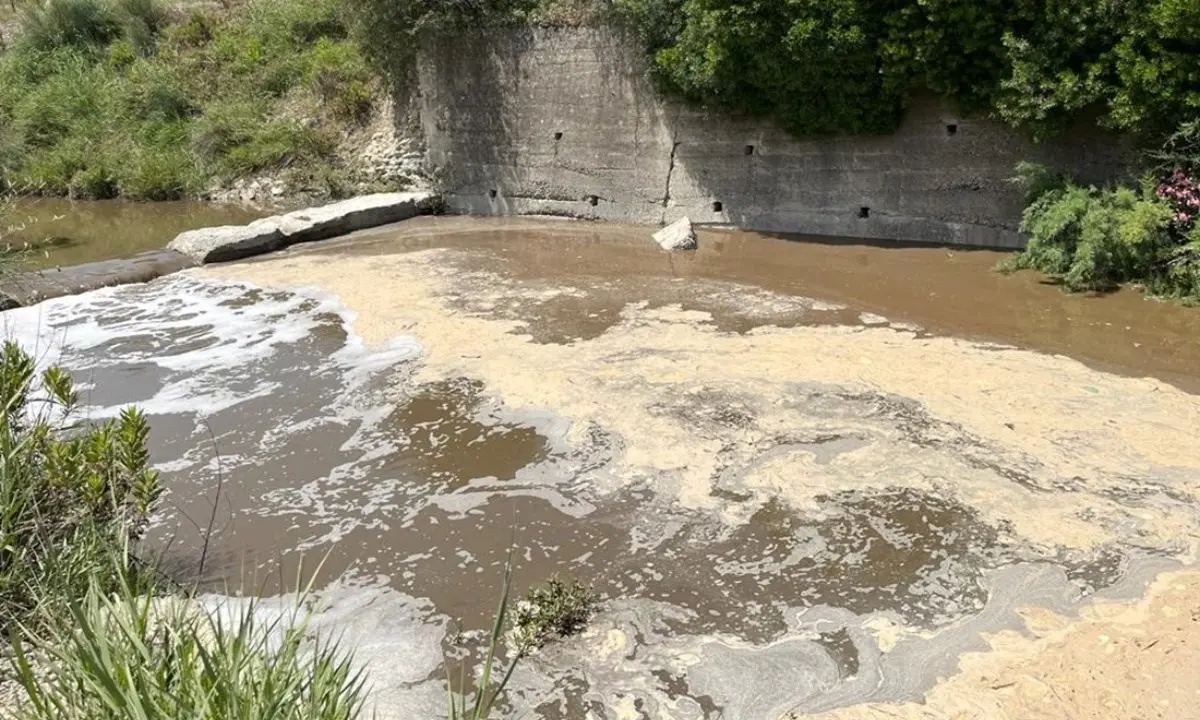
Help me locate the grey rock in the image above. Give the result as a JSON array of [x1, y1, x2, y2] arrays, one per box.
[[653, 216, 698, 251], [168, 221, 283, 264]]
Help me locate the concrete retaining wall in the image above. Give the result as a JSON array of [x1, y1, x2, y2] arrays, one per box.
[[418, 27, 1132, 248]]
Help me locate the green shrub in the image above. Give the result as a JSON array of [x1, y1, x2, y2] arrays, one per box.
[[0, 341, 161, 631], [112, 0, 166, 55], [17, 0, 165, 53], [19, 138, 90, 195], [652, 0, 904, 136], [69, 158, 120, 198], [103, 37, 137, 69], [220, 120, 335, 176], [1150, 119, 1200, 176], [165, 10, 214, 48], [328, 79, 372, 122], [348, 0, 539, 78], [510, 575, 598, 654], [189, 98, 265, 163], [307, 38, 373, 121], [117, 139, 197, 199], [594, 0, 1200, 142], [1001, 164, 1199, 299]]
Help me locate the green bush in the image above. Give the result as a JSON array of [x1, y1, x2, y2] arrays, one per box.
[[117, 139, 198, 199], [510, 575, 598, 654], [221, 120, 336, 176], [191, 99, 336, 178], [348, 0, 539, 78], [647, 0, 903, 135], [112, 0, 166, 55], [1001, 164, 1200, 300], [0, 341, 161, 630], [307, 38, 373, 121], [165, 11, 214, 48], [0, 0, 378, 202]]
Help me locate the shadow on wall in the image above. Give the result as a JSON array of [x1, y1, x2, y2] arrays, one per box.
[[412, 26, 1133, 249], [417, 26, 674, 223]]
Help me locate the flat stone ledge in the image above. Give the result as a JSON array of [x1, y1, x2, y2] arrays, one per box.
[[168, 192, 438, 264], [0, 250, 197, 309]]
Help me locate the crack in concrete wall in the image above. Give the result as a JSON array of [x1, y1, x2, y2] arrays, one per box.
[[661, 139, 681, 223]]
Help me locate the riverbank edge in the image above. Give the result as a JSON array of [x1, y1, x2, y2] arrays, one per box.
[[0, 191, 439, 308]]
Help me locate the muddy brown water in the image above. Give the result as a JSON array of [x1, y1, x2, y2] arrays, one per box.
[[316, 217, 1200, 392], [1, 198, 264, 269], [5, 216, 1200, 718]]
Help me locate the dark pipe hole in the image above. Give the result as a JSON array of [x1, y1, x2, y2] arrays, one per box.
[[946, 123, 958, 136], [744, 144, 755, 156], [858, 206, 870, 219], [554, 131, 563, 141], [488, 189, 498, 199], [588, 195, 599, 207], [712, 201, 724, 212]]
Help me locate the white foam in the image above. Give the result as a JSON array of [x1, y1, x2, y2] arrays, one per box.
[[1, 274, 421, 422]]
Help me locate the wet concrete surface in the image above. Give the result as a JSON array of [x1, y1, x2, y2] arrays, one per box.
[[5, 216, 1200, 718], [0, 249, 196, 307]]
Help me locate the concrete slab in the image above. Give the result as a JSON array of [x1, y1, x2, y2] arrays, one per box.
[[0, 250, 197, 308], [168, 192, 437, 264]]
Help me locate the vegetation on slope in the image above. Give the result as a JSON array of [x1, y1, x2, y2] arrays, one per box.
[[0, 0, 378, 201]]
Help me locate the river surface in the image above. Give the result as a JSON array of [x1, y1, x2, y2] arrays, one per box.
[[1, 198, 264, 269], [3, 216, 1200, 719]]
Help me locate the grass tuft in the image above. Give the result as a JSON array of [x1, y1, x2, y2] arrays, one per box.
[[11, 568, 369, 720]]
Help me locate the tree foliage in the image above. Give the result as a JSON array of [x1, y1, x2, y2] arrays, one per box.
[[608, 0, 1200, 143]]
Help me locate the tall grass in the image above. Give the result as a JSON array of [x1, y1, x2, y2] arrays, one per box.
[[446, 557, 520, 720], [10, 571, 369, 720]]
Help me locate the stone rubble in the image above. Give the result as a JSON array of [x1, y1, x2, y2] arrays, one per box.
[[653, 217, 699, 251]]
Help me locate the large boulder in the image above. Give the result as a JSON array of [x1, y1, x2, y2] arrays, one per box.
[[653, 217, 698, 251], [167, 220, 283, 264]]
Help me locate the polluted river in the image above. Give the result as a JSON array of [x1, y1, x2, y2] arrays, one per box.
[[5, 216, 1200, 719]]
